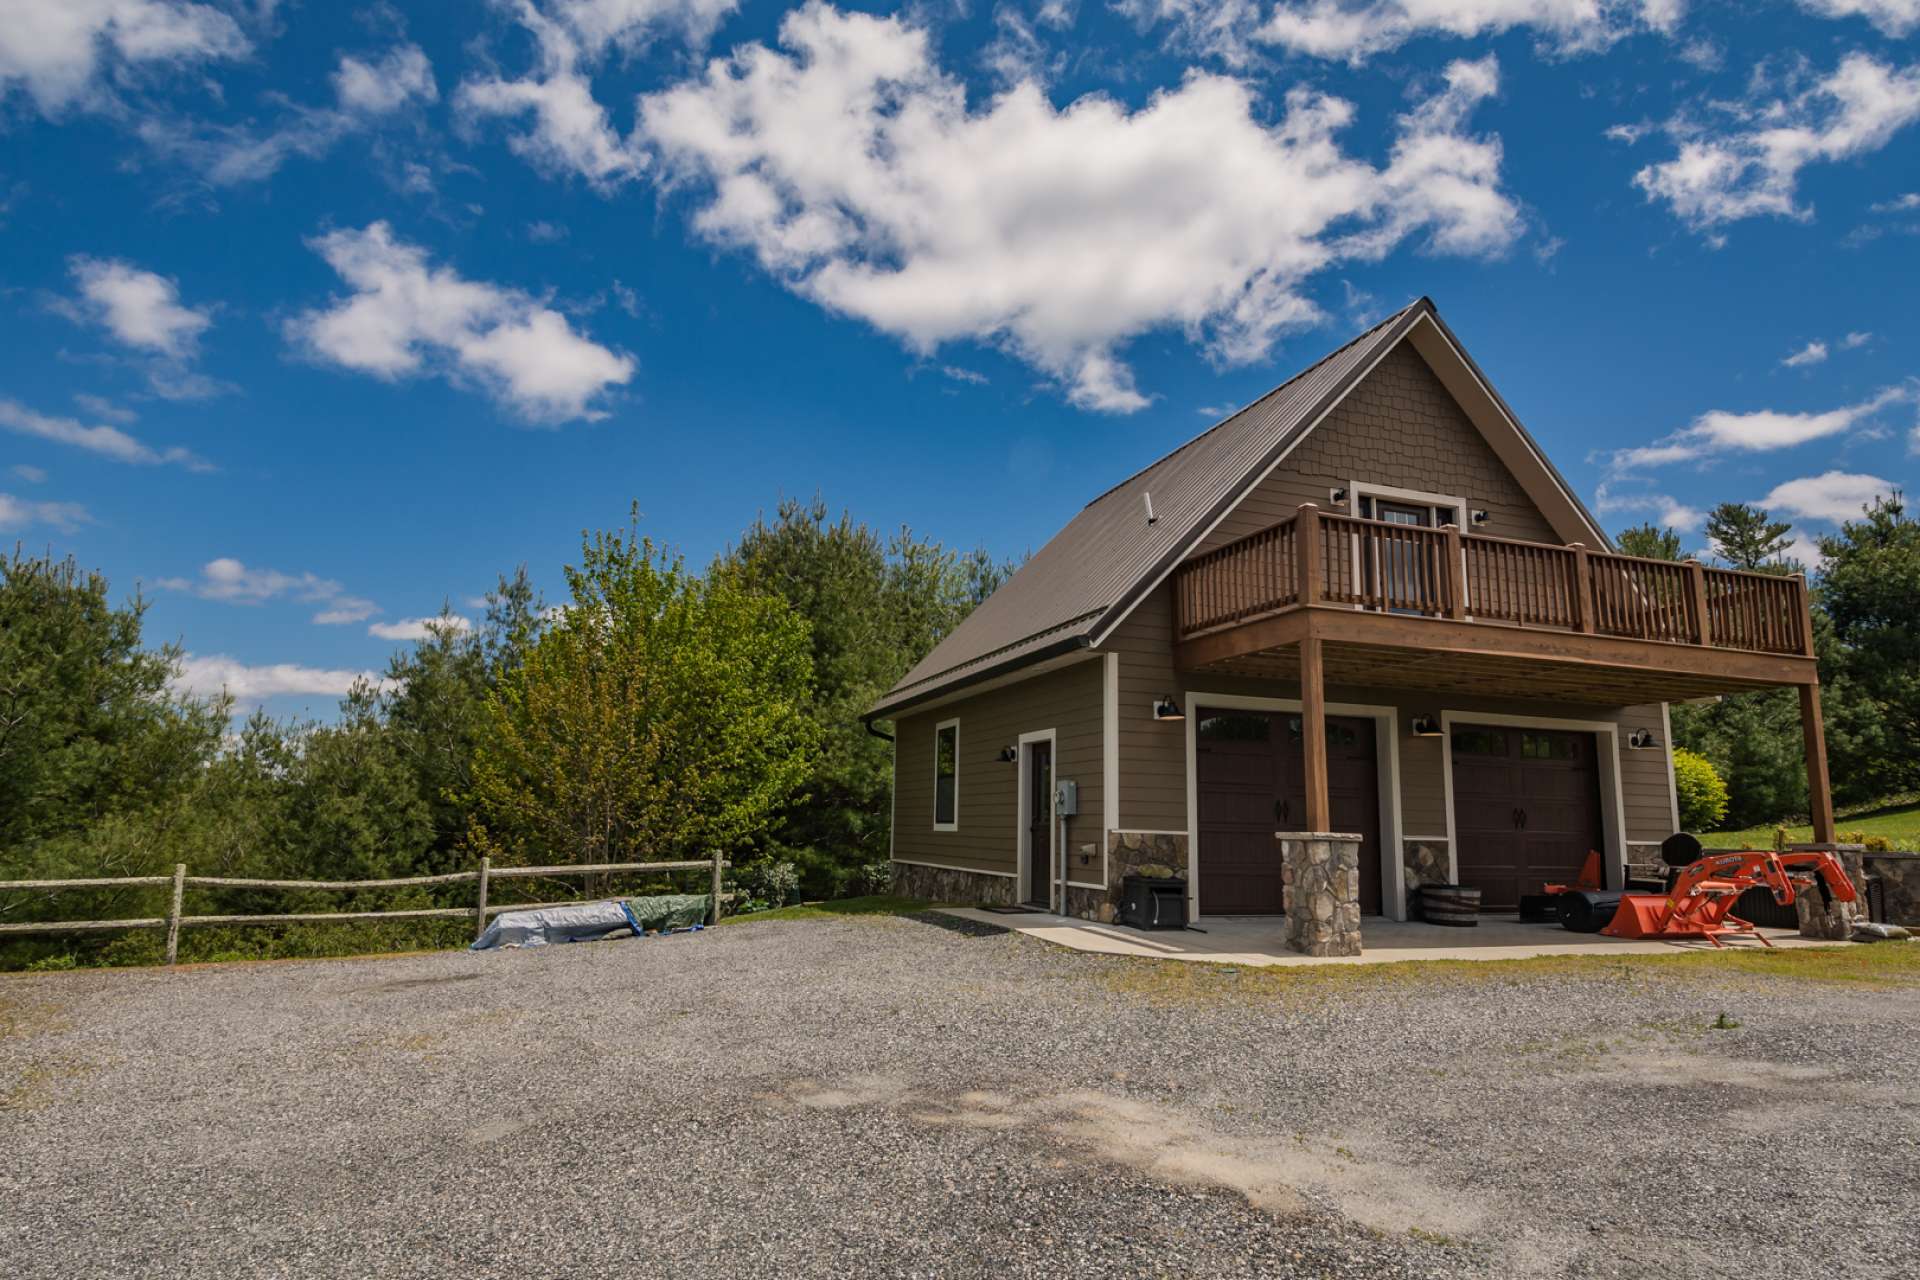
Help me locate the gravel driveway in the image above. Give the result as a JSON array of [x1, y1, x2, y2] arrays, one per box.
[[3, 913, 1915, 1279]]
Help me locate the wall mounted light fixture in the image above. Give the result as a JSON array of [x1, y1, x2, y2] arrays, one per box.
[[997, 745, 1019, 763], [1329, 487, 1348, 505], [1153, 695, 1185, 721], [1471, 510, 1491, 526], [1627, 728, 1660, 750], [1409, 714, 1443, 738]]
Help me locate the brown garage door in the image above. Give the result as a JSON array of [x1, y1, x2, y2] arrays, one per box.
[[1451, 724, 1604, 911], [1196, 709, 1381, 915]]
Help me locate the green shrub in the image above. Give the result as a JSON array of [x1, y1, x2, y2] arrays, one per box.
[[1674, 748, 1730, 833]]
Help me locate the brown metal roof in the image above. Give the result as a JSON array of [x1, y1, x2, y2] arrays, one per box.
[[868, 298, 1431, 719]]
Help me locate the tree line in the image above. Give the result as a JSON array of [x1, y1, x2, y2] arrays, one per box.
[[0, 499, 1012, 965], [1616, 495, 1918, 830]]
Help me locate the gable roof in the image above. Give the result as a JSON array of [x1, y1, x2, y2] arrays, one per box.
[[868, 296, 1608, 720]]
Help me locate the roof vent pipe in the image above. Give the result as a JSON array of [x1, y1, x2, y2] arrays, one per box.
[[1144, 492, 1156, 525]]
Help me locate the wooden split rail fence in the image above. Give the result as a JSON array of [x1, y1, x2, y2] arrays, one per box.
[[0, 854, 730, 965]]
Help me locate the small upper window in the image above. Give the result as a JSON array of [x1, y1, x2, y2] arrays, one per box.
[[934, 721, 958, 829]]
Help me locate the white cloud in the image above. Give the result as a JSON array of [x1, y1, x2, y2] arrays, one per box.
[[171, 654, 384, 706], [0, 491, 90, 532], [286, 222, 634, 423], [1609, 385, 1912, 469], [1593, 482, 1704, 530], [1758, 470, 1896, 523], [0, 0, 248, 115], [1624, 53, 1920, 230], [72, 392, 136, 423], [11, 464, 48, 483], [1780, 340, 1827, 368], [639, 5, 1520, 412], [940, 365, 988, 385], [1872, 192, 1920, 212], [154, 557, 378, 624], [1841, 330, 1872, 349], [456, 0, 739, 188], [67, 256, 211, 357], [138, 42, 438, 186], [1797, 0, 1920, 35], [1123, 0, 1678, 65], [331, 43, 438, 116], [368, 615, 473, 641], [0, 397, 209, 469]]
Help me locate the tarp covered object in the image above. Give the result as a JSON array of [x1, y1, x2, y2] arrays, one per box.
[[469, 895, 714, 950], [472, 900, 641, 950]]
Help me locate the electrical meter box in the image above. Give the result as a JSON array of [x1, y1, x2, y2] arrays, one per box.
[[1054, 779, 1078, 817]]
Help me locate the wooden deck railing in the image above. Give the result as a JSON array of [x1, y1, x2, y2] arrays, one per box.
[[1173, 505, 1811, 656], [0, 855, 730, 964]]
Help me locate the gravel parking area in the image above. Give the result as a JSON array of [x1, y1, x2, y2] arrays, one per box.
[[3, 914, 1916, 1279]]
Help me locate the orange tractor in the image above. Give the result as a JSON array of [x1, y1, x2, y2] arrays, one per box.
[[1557, 846, 1857, 947]]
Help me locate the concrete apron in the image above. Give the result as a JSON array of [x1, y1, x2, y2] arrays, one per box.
[[933, 909, 1854, 968]]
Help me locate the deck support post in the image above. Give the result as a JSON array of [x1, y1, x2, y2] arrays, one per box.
[[1685, 559, 1713, 647], [1297, 503, 1321, 605], [1300, 634, 1330, 832], [1443, 524, 1467, 620], [1799, 683, 1836, 844], [1569, 543, 1594, 633]]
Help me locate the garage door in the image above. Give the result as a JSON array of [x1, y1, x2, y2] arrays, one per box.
[[1196, 709, 1382, 916], [1451, 724, 1604, 911]]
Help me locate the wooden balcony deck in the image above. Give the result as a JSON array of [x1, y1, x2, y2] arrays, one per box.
[[1171, 505, 1819, 703]]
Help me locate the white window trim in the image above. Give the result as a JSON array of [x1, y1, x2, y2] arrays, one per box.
[[1438, 711, 1631, 892], [1182, 692, 1405, 923], [933, 718, 960, 832], [1016, 728, 1058, 908], [1346, 479, 1468, 527]]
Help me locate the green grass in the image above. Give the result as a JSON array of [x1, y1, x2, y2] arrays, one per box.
[[1097, 938, 1920, 1004], [716, 895, 931, 926], [1704, 795, 1920, 851]]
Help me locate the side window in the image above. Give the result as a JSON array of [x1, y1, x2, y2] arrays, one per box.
[[934, 720, 958, 830]]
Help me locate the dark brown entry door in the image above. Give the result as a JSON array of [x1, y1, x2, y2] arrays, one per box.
[[1026, 741, 1053, 906], [1196, 710, 1382, 915], [1451, 725, 1604, 910]]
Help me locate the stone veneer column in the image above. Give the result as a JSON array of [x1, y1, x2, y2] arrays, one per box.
[[1278, 831, 1363, 957], [1791, 844, 1868, 940]]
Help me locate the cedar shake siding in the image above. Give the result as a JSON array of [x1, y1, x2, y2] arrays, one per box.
[[892, 657, 1104, 879], [1194, 341, 1559, 554]]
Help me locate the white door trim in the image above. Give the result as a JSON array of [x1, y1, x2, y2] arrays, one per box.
[[1183, 692, 1405, 923], [1016, 728, 1058, 908], [1101, 652, 1119, 894], [1439, 711, 1630, 893]]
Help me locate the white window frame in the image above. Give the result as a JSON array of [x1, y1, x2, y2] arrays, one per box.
[[1346, 479, 1471, 616], [932, 718, 960, 832]]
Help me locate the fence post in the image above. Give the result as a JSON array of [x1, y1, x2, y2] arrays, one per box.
[[1443, 523, 1466, 620], [474, 856, 490, 941], [710, 852, 724, 925], [164, 863, 186, 966]]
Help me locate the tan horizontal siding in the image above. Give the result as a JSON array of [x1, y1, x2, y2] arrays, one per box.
[[1105, 584, 1677, 848], [892, 657, 1105, 879]]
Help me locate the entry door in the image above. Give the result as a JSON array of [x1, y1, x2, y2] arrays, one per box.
[[1451, 725, 1604, 910], [1197, 710, 1382, 916], [1026, 741, 1053, 907], [1374, 500, 1433, 613]]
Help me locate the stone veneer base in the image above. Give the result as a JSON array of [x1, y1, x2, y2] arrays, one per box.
[[890, 861, 1017, 908]]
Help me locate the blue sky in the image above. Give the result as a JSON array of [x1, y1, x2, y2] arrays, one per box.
[[2, 0, 1915, 720]]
